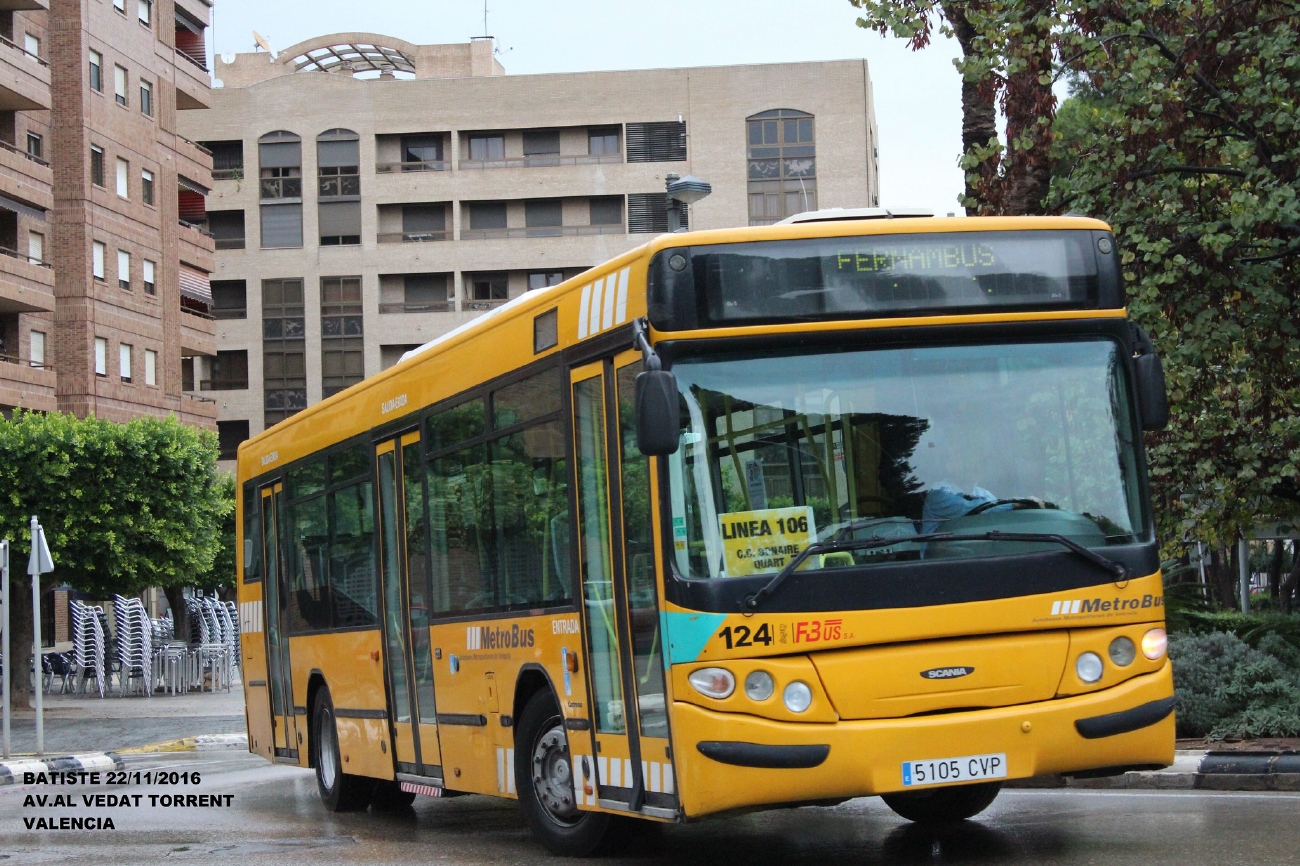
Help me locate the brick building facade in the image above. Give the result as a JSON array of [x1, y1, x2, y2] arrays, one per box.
[[0, 0, 216, 429]]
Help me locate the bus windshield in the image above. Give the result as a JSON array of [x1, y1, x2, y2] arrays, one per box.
[[666, 338, 1148, 580]]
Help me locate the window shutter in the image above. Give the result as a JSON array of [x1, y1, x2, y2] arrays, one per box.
[[260, 203, 303, 248], [258, 141, 301, 169], [318, 201, 361, 237], [402, 205, 445, 232], [317, 139, 359, 167], [627, 193, 686, 233], [626, 122, 687, 162]]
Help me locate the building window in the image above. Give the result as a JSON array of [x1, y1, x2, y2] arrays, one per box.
[[522, 129, 560, 165], [113, 0, 125, 12], [206, 140, 243, 178], [261, 203, 303, 249], [90, 146, 104, 187], [116, 158, 129, 198], [27, 231, 43, 265], [400, 134, 443, 170], [30, 331, 45, 369], [210, 350, 249, 390], [94, 337, 107, 376], [398, 203, 446, 241], [119, 343, 132, 382], [144, 348, 157, 385], [25, 133, 41, 161], [89, 50, 102, 91], [212, 280, 247, 318], [589, 196, 624, 227], [114, 65, 128, 106], [92, 242, 105, 280], [467, 272, 509, 303], [140, 80, 153, 117], [525, 199, 563, 237], [138, 0, 153, 26], [141, 169, 154, 205], [207, 210, 245, 249], [589, 127, 620, 156], [626, 121, 687, 162], [401, 273, 448, 312], [628, 192, 685, 233], [468, 134, 504, 161], [117, 250, 131, 290], [217, 421, 249, 461], [317, 129, 360, 197], [746, 109, 817, 225], [259, 131, 303, 199], [528, 272, 564, 291], [318, 202, 361, 246], [24, 33, 39, 59], [467, 201, 507, 235], [320, 276, 364, 398], [263, 278, 307, 426], [143, 259, 156, 294]]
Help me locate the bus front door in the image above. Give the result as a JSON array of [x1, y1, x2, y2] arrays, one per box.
[[261, 482, 299, 761], [375, 432, 442, 779], [571, 352, 673, 813]]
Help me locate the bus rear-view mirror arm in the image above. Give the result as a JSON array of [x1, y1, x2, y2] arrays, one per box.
[[632, 318, 681, 456]]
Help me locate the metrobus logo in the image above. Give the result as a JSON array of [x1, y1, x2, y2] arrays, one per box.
[[467, 624, 536, 650], [1050, 594, 1164, 616]]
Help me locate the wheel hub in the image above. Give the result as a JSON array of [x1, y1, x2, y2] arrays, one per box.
[[531, 724, 579, 824]]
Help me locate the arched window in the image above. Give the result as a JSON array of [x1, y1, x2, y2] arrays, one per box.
[[746, 109, 816, 225], [316, 129, 361, 246], [258, 132, 303, 249]]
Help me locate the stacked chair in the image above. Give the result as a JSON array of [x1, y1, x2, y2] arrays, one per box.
[[69, 600, 107, 697], [185, 594, 233, 692], [112, 595, 153, 697]]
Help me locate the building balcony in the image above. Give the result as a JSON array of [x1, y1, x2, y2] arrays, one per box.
[[177, 392, 219, 428], [377, 230, 448, 244], [0, 356, 56, 413], [178, 219, 216, 271], [180, 307, 216, 357], [379, 300, 454, 314], [458, 154, 621, 171], [376, 160, 450, 174], [0, 33, 50, 112], [173, 49, 212, 111], [0, 138, 51, 212], [460, 224, 624, 241], [0, 1, 50, 11], [0, 245, 54, 314]]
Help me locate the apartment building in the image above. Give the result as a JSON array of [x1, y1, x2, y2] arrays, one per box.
[[0, 0, 217, 428], [180, 34, 880, 463]]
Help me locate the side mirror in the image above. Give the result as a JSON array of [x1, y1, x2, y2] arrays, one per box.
[[635, 369, 681, 456], [1135, 352, 1169, 430]]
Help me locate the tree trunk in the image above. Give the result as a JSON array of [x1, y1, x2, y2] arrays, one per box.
[[945, 3, 998, 213], [1203, 545, 1239, 610], [163, 585, 189, 644], [1280, 540, 1300, 615], [5, 573, 35, 710], [1267, 540, 1284, 607]]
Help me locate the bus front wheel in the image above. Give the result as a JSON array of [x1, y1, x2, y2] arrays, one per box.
[[515, 690, 627, 856], [312, 686, 374, 812], [880, 782, 1001, 824]]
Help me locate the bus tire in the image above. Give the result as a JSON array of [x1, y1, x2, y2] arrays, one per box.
[[370, 779, 416, 810], [312, 686, 374, 812], [515, 690, 627, 856], [880, 781, 1002, 824]]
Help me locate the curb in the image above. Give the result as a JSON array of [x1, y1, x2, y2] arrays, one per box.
[[0, 752, 124, 787], [1009, 750, 1300, 792], [118, 733, 248, 754]]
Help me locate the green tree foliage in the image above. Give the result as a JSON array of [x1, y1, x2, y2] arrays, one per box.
[[0, 411, 232, 597], [1170, 630, 1300, 738]]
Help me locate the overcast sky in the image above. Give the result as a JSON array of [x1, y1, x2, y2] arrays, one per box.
[[208, 0, 965, 214]]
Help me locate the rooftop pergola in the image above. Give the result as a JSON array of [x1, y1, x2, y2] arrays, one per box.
[[290, 41, 416, 76]]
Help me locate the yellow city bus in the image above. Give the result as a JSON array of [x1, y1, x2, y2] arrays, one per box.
[[236, 213, 1175, 855]]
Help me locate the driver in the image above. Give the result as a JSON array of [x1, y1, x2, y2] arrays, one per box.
[[921, 482, 1005, 533]]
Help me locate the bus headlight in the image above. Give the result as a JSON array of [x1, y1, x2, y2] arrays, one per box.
[[688, 667, 735, 699], [1142, 628, 1168, 660], [744, 670, 775, 702], [1076, 652, 1104, 683], [783, 681, 813, 713], [1108, 636, 1137, 667]]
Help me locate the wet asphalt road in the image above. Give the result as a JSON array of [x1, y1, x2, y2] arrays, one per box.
[[2, 752, 1298, 865]]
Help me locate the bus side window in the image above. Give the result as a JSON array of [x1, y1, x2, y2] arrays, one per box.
[[243, 482, 262, 582]]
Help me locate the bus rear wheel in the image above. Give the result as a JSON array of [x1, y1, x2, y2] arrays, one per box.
[[881, 782, 1001, 824], [515, 690, 627, 856], [312, 686, 374, 812]]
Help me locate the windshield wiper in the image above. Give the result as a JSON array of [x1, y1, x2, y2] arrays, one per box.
[[742, 529, 1128, 611]]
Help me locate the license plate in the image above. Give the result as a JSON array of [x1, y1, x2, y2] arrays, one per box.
[[901, 753, 1007, 787]]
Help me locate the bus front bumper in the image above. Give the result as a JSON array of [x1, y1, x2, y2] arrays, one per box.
[[671, 661, 1174, 818]]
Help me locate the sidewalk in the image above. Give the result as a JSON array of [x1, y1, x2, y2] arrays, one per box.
[[2, 677, 246, 757]]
